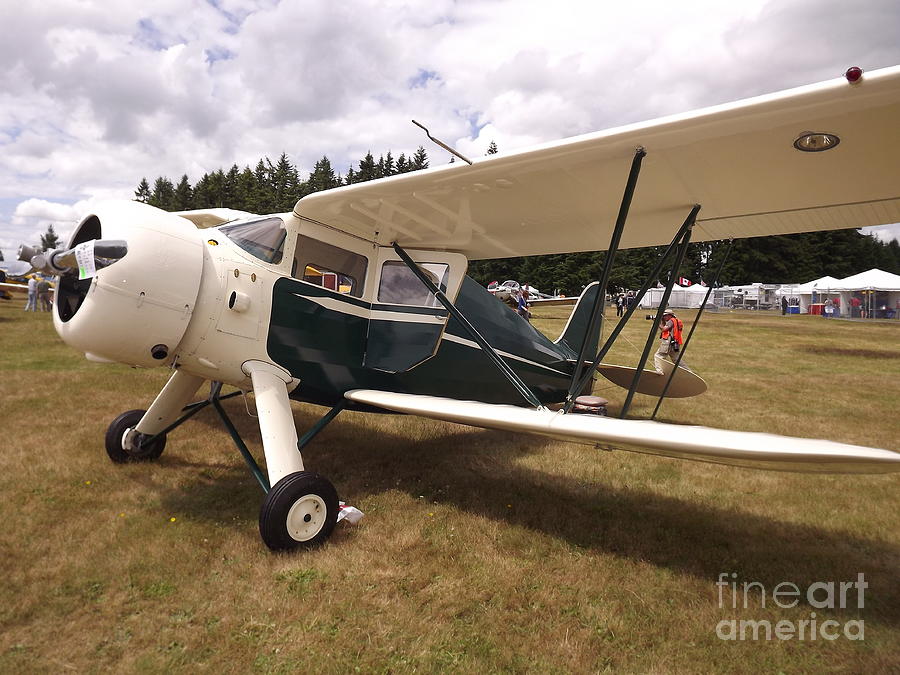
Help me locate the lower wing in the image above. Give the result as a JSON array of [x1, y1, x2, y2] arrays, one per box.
[[344, 390, 899, 474]]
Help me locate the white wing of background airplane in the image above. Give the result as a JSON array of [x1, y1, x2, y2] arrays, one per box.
[[173, 208, 256, 228], [294, 65, 900, 259], [345, 390, 900, 474]]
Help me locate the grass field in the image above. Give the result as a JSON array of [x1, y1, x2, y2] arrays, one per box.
[[1, 301, 898, 673]]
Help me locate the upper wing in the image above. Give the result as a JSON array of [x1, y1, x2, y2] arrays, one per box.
[[296, 66, 900, 259], [344, 390, 900, 474]]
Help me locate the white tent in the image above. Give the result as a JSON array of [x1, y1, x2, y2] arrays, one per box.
[[638, 284, 711, 309], [779, 275, 842, 313], [831, 268, 900, 319]]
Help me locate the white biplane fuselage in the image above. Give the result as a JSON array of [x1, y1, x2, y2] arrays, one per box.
[[22, 65, 900, 550]]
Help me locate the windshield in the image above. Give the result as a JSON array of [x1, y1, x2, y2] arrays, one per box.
[[219, 217, 286, 264]]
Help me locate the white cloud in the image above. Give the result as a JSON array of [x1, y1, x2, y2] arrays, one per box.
[[1, 0, 899, 262], [862, 224, 900, 245]]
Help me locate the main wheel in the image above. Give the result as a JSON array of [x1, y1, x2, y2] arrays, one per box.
[[104, 409, 166, 463], [259, 471, 339, 551]]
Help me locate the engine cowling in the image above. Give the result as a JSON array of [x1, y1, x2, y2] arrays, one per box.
[[54, 200, 204, 368]]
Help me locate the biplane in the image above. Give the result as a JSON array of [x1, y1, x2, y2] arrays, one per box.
[[20, 65, 900, 550]]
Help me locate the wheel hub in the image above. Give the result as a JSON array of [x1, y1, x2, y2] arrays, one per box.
[[285, 494, 327, 542], [122, 427, 156, 458]]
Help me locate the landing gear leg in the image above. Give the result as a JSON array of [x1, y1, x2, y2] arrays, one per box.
[[243, 361, 339, 550], [135, 370, 206, 436], [104, 370, 205, 463]]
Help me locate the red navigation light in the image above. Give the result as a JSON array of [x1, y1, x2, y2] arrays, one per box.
[[845, 66, 863, 83]]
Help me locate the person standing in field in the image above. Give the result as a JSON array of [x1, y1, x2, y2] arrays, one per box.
[[781, 296, 788, 315], [654, 309, 683, 373], [37, 278, 52, 311], [24, 275, 38, 312]]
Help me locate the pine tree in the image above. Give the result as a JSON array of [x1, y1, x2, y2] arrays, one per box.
[[411, 146, 429, 170], [486, 140, 498, 155], [344, 167, 356, 185], [395, 153, 408, 174], [224, 164, 240, 208], [306, 156, 339, 194], [358, 152, 377, 182], [192, 173, 211, 208], [886, 239, 900, 274], [236, 166, 257, 211], [134, 177, 151, 203], [149, 177, 176, 210], [254, 159, 275, 213], [40, 224, 60, 251], [174, 174, 193, 210], [205, 170, 227, 208], [270, 153, 299, 211]]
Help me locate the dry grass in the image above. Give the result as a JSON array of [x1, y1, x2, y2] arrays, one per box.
[[1, 302, 898, 673]]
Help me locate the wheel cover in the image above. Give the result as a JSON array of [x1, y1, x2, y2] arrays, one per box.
[[285, 493, 327, 542]]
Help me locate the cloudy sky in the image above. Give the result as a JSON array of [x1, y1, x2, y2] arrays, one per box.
[[2, 0, 899, 267]]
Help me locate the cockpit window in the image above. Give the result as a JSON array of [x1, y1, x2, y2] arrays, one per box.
[[292, 235, 367, 298], [219, 217, 286, 264], [378, 261, 448, 306]]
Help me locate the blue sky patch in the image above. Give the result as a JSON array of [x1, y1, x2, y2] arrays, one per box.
[[205, 46, 236, 64], [135, 18, 171, 51], [409, 69, 440, 89], [464, 112, 486, 139]]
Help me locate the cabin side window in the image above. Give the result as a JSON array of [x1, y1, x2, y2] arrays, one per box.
[[377, 261, 448, 307], [292, 235, 367, 298], [219, 217, 286, 264]]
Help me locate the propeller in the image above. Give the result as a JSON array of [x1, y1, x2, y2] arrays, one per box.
[[17, 240, 128, 277]]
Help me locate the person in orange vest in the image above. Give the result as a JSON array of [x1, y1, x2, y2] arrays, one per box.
[[654, 308, 684, 373]]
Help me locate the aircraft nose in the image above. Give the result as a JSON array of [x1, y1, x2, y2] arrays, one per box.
[[50, 200, 205, 367]]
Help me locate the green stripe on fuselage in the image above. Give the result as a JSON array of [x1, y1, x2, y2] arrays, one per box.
[[267, 276, 576, 407]]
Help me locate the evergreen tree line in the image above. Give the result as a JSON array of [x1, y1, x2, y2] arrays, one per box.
[[134, 143, 900, 294], [134, 147, 430, 215]]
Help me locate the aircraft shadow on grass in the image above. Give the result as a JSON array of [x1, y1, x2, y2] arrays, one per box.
[[149, 399, 899, 627]]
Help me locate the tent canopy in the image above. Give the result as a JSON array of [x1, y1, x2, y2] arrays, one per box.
[[830, 268, 900, 291], [791, 275, 842, 294]]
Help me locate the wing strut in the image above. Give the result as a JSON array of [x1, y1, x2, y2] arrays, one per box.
[[392, 242, 545, 410], [651, 238, 733, 419], [620, 213, 696, 418], [565, 147, 646, 404], [563, 205, 700, 412]]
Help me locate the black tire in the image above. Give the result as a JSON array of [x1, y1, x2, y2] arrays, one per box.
[[104, 409, 166, 463], [259, 471, 339, 551]]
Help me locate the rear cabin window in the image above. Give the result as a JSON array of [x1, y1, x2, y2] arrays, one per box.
[[219, 217, 286, 264], [377, 261, 449, 306], [292, 235, 368, 298]]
